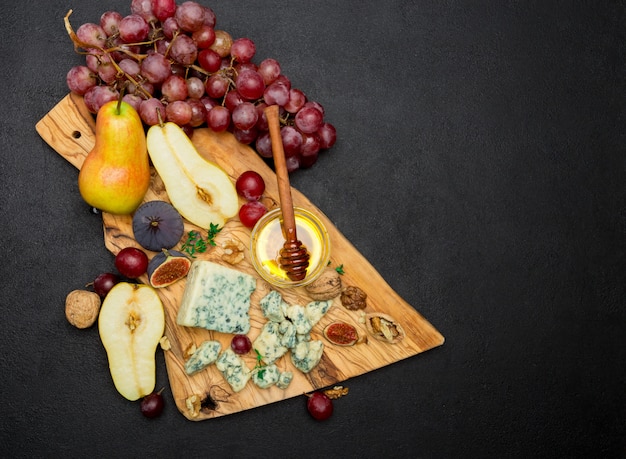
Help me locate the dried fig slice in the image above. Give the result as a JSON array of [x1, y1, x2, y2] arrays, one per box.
[[323, 321, 359, 346], [147, 249, 191, 288], [364, 313, 405, 344]]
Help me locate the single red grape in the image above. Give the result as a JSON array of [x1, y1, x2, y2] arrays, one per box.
[[307, 391, 333, 421], [231, 37, 256, 63], [317, 122, 337, 149], [225, 90, 245, 112], [140, 390, 164, 418], [92, 272, 120, 298], [230, 334, 252, 354], [258, 58, 281, 85], [151, 0, 177, 22], [232, 102, 258, 130], [239, 201, 267, 228], [236, 70, 265, 101], [207, 105, 231, 132], [192, 24, 216, 49], [236, 171, 265, 201], [119, 14, 150, 43], [165, 100, 193, 126], [115, 247, 149, 278], [100, 11, 123, 37], [294, 106, 323, 134], [198, 48, 222, 72], [233, 126, 258, 145]]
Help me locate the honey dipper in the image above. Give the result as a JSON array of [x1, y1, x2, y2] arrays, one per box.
[[264, 104, 310, 282]]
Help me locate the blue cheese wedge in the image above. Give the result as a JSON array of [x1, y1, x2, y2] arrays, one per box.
[[215, 348, 252, 392], [291, 340, 324, 373], [276, 371, 294, 390], [252, 364, 280, 389], [177, 261, 256, 334], [253, 322, 288, 364], [184, 340, 221, 375]]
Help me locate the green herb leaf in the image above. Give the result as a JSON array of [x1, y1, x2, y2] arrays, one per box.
[[335, 264, 345, 275], [253, 348, 266, 369], [181, 230, 209, 258], [207, 223, 222, 247]]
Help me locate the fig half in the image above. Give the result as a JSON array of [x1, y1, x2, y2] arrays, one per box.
[[133, 201, 184, 252], [323, 321, 360, 346], [147, 249, 191, 288]]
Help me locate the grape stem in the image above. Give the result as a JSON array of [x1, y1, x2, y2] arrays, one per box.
[[64, 10, 153, 100]]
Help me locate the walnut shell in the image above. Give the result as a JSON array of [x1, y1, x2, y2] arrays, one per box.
[[364, 313, 405, 344], [305, 267, 343, 301], [65, 290, 101, 329]]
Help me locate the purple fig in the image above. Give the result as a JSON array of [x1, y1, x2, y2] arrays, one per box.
[[133, 201, 184, 252]]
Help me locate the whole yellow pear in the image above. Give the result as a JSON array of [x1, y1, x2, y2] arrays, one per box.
[[78, 99, 150, 214]]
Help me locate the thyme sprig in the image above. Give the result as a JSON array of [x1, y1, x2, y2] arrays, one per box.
[[180, 223, 223, 258]]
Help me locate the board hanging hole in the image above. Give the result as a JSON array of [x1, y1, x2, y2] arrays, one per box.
[[72, 130, 81, 139]]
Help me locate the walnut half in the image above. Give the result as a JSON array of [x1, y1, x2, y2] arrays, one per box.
[[221, 238, 245, 265], [365, 313, 405, 344], [340, 285, 367, 310], [185, 394, 202, 418]]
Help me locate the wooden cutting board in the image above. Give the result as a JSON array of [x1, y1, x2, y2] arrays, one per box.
[[36, 92, 444, 420]]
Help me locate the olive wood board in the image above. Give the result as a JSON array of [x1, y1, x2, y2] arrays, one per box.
[[36, 92, 445, 421]]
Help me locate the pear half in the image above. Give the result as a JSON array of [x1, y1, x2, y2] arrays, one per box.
[[146, 122, 238, 228], [98, 282, 165, 401]]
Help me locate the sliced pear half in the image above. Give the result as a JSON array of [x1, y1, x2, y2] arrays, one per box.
[[147, 122, 238, 228]]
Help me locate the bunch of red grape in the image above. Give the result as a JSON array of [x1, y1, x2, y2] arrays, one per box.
[[65, 0, 337, 171]]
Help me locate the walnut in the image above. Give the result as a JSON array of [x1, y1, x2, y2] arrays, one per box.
[[159, 336, 171, 351], [65, 290, 101, 328], [221, 238, 245, 265], [323, 385, 350, 400], [183, 343, 197, 360], [305, 267, 343, 301], [185, 394, 202, 418], [340, 285, 367, 310], [365, 313, 405, 344]]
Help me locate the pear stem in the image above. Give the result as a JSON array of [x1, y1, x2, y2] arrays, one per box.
[[116, 90, 123, 115]]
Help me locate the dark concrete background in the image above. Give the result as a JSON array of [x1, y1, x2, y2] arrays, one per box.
[[1, 0, 624, 457]]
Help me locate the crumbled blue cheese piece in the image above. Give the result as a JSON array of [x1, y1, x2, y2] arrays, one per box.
[[276, 371, 294, 390], [259, 290, 288, 323], [253, 322, 288, 364], [252, 364, 280, 389], [176, 261, 256, 334], [215, 348, 252, 392], [286, 304, 312, 335], [305, 300, 332, 327], [296, 333, 311, 344], [278, 320, 297, 349], [184, 340, 221, 375], [290, 340, 324, 373]]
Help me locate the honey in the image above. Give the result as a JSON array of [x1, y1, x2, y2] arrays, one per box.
[[250, 207, 330, 288]]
